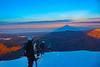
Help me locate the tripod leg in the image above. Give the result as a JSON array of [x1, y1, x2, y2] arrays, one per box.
[[35, 60, 38, 67], [28, 58, 34, 67]]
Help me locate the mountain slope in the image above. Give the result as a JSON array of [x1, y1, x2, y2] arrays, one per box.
[[0, 26, 100, 61], [41, 27, 100, 52]]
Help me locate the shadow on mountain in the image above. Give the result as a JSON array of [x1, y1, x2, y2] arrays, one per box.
[[0, 25, 100, 61], [41, 26, 100, 52]]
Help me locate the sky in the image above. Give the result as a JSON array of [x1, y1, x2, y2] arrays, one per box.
[[0, 0, 100, 22], [0, 21, 100, 33], [0, 0, 100, 33]]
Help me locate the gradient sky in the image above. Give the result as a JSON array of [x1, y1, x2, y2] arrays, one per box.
[[0, 21, 100, 33], [0, 0, 100, 22]]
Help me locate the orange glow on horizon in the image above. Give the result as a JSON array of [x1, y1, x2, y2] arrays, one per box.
[[0, 23, 67, 29], [87, 28, 100, 39], [0, 43, 22, 55], [0, 19, 100, 29]]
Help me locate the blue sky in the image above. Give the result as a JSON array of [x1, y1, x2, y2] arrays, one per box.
[[0, 0, 100, 22]]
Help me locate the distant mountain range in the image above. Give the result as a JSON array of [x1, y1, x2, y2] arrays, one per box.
[[0, 25, 100, 61], [0, 18, 100, 25], [0, 19, 71, 25], [41, 26, 100, 52]]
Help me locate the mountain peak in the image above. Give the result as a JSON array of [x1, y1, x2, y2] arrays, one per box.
[[55, 25, 90, 32]]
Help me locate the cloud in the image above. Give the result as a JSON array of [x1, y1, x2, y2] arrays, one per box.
[[0, 23, 66, 29], [68, 23, 100, 28], [0, 18, 100, 33], [18, 36, 26, 38], [0, 38, 12, 40], [0, 23, 67, 33]]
